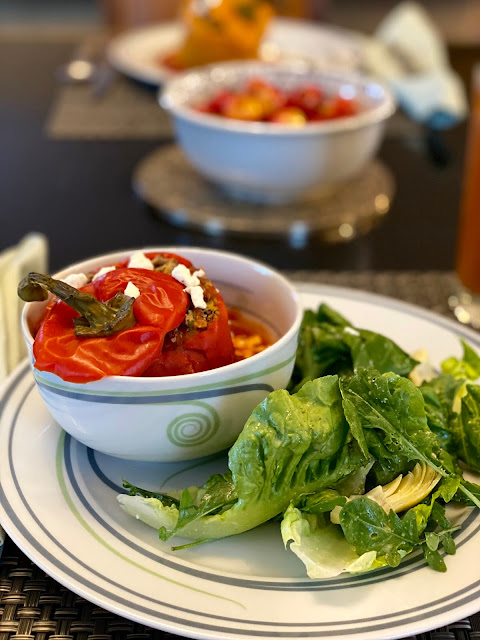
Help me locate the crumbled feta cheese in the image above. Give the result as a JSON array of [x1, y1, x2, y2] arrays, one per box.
[[61, 273, 88, 289], [185, 285, 207, 309], [171, 264, 200, 288], [92, 266, 116, 282], [343, 326, 360, 337], [171, 264, 207, 309], [127, 251, 154, 270], [124, 281, 141, 299]]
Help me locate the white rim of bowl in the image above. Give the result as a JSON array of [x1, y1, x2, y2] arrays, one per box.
[[22, 246, 303, 384], [159, 62, 396, 136]]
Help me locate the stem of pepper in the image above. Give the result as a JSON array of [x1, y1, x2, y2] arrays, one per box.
[[18, 272, 136, 338]]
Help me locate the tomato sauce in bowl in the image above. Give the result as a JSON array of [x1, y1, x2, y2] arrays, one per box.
[[228, 307, 275, 361]]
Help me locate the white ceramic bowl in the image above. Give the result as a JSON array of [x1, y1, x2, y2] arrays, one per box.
[[160, 62, 396, 204], [21, 247, 302, 462]]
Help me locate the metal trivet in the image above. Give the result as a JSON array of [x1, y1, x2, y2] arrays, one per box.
[[132, 146, 395, 243]]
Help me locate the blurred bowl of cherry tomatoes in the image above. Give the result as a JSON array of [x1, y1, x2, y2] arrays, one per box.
[[160, 61, 395, 204]]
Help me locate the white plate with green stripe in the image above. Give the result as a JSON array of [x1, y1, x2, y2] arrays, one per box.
[[1, 284, 480, 640]]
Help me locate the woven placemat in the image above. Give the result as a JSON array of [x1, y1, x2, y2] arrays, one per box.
[[285, 270, 459, 318], [45, 74, 172, 140], [0, 270, 477, 640]]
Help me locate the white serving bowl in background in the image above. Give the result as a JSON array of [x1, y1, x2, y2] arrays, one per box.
[[160, 62, 396, 204], [21, 247, 302, 462]]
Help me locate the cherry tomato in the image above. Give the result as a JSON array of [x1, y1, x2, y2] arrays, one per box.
[[221, 94, 266, 120], [286, 85, 324, 116], [196, 79, 359, 124], [313, 97, 339, 120], [332, 96, 358, 117], [205, 90, 236, 114], [245, 77, 285, 117], [270, 107, 307, 126]]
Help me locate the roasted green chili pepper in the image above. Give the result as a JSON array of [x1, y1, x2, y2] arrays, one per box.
[[18, 272, 136, 338]]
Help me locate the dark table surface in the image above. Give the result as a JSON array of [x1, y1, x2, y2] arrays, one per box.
[[0, 36, 470, 274]]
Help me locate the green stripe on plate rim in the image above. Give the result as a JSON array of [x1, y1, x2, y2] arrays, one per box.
[[55, 430, 245, 609], [35, 354, 295, 397]]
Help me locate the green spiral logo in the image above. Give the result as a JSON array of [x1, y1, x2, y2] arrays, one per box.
[[167, 404, 219, 447]]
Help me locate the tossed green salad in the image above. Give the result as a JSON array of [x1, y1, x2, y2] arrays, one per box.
[[118, 304, 480, 578]]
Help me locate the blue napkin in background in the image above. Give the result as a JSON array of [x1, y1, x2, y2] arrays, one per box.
[[361, 1, 468, 130]]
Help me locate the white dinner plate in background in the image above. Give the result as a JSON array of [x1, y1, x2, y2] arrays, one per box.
[[106, 18, 364, 86]]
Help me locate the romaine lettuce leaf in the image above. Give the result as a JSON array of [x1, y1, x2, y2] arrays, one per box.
[[450, 383, 480, 472], [161, 472, 237, 541], [420, 376, 480, 473], [334, 459, 375, 496], [295, 489, 347, 515], [118, 494, 179, 531], [290, 308, 351, 386], [347, 329, 417, 378], [420, 375, 464, 451], [442, 340, 480, 380], [119, 376, 366, 541], [281, 504, 381, 578], [290, 304, 417, 389]]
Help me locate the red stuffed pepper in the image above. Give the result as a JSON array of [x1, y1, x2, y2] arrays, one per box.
[[18, 251, 236, 383]]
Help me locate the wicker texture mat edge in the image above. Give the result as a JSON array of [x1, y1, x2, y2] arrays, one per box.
[[285, 270, 458, 319]]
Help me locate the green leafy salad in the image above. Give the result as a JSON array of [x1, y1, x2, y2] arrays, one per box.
[[118, 304, 480, 578]]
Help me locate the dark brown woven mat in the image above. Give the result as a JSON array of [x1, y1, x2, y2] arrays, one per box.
[[0, 270, 478, 640], [285, 270, 459, 319], [0, 538, 174, 640]]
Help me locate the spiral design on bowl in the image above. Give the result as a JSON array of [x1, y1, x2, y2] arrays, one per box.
[[167, 410, 218, 447]]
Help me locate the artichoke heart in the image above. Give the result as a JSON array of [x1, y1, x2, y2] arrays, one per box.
[[331, 462, 441, 524], [408, 348, 437, 386]]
